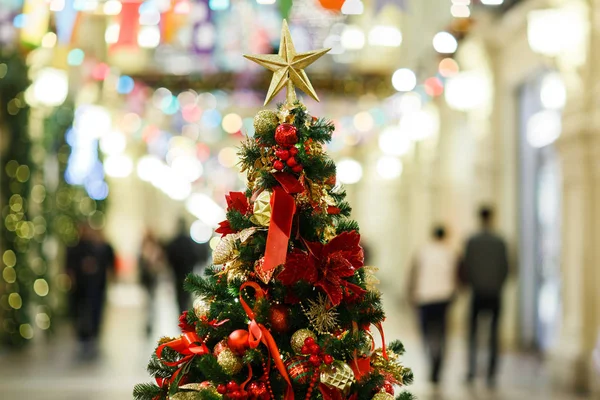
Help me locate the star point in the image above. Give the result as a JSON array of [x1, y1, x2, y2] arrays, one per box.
[[244, 20, 331, 106]]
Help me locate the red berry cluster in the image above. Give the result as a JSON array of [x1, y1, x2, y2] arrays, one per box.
[[300, 337, 333, 367], [217, 380, 269, 400], [273, 146, 303, 173], [273, 124, 303, 174]]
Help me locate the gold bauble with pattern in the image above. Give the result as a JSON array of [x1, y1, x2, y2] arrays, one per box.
[[320, 360, 355, 395], [193, 297, 210, 319]]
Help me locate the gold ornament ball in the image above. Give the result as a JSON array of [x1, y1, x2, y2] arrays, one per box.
[[193, 297, 210, 319], [217, 348, 243, 375], [254, 110, 279, 138], [290, 329, 317, 354], [320, 360, 355, 395], [372, 393, 395, 400]]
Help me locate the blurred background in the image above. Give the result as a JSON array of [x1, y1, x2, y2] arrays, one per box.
[[0, 0, 599, 399]]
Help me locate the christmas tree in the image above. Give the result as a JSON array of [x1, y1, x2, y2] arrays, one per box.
[[134, 21, 412, 400]]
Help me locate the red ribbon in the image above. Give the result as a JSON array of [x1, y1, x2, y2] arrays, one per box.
[[262, 185, 296, 275], [375, 322, 388, 361], [156, 331, 210, 367], [273, 172, 304, 194], [240, 282, 295, 400]]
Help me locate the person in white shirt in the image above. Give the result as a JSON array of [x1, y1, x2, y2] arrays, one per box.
[[408, 225, 458, 384]]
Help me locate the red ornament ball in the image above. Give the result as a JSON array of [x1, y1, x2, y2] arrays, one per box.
[[247, 381, 267, 398], [227, 329, 250, 355], [269, 304, 290, 333], [301, 344, 310, 355], [325, 174, 336, 186], [383, 380, 394, 395], [213, 339, 228, 357], [304, 337, 316, 346], [285, 356, 314, 384], [323, 354, 334, 365], [309, 343, 321, 355], [275, 148, 290, 161], [289, 146, 299, 156], [226, 381, 239, 392], [273, 160, 284, 171], [275, 124, 298, 147], [292, 165, 303, 174]]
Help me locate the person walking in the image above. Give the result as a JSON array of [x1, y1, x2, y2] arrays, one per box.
[[408, 225, 458, 385], [66, 223, 115, 360], [463, 206, 509, 387], [165, 218, 205, 313], [139, 229, 165, 336]]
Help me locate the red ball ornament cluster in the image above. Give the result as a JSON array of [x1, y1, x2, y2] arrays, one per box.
[[216, 380, 269, 400], [227, 329, 250, 355], [273, 124, 303, 174], [300, 337, 333, 367]]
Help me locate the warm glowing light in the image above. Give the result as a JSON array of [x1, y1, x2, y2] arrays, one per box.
[[433, 31, 458, 54], [105, 23, 120, 44], [379, 126, 411, 156], [400, 106, 439, 141], [445, 72, 488, 111], [527, 8, 586, 56], [353, 112, 374, 132], [451, 4, 470, 18], [50, 0, 65, 11], [540, 72, 566, 110], [190, 220, 213, 243], [424, 77, 444, 97], [171, 155, 203, 182], [103, 0, 122, 15], [31, 68, 68, 107], [121, 112, 142, 133], [376, 156, 403, 180], [222, 113, 243, 134], [527, 110, 562, 148], [74, 105, 111, 139], [100, 131, 127, 155], [392, 68, 417, 92], [438, 58, 459, 77], [209, 236, 220, 250], [368, 25, 402, 47], [104, 154, 133, 178], [481, 0, 503, 5], [33, 279, 49, 297], [137, 155, 163, 182], [8, 292, 22, 309], [341, 25, 365, 50], [138, 26, 160, 48], [186, 193, 226, 227], [139, 7, 161, 25], [397, 92, 422, 114], [218, 147, 238, 168], [41, 32, 57, 48], [341, 0, 363, 15], [337, 158, 363, 184]]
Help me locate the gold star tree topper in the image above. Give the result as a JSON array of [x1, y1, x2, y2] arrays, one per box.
[[244, 20, 331, 106]]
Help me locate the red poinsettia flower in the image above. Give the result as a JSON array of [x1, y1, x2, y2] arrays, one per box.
[[225, 192, 250, 214], [215, 192, 250, 236], [178, 311, 195, 332], [277, 231, 366, 306]]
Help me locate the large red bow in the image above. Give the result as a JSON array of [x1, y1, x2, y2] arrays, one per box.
[[240, 282, 295, 400], [155, 331, 209, 388]]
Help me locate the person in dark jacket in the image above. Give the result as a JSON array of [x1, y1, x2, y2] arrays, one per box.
[[165, 218, 208, 313], [66, 223, 115, 360], [463, 206, 509, 387]]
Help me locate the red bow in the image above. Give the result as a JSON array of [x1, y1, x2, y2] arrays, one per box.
[[155, 331, 209, 388], [240, 282, 295, 400]]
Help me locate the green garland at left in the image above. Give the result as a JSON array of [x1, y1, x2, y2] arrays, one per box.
[[0, 50, 37, 346]]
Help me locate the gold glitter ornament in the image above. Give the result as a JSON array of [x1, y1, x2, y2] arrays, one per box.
[[363, 266, 381, 293], [371, 349, 408, 384], [227, 267, 248, 284], [254, 110, 279, 138], [251, 190, 271, 226], [290, 328, 317, 354], [212, 234, 237, 265], [193, 297, 210, 319], [217, 348, 243, 375], [320, 360, 355, 395], [304, 294, 340, 334], [171, 383, 222, 400], [371, 393, 395, 400]]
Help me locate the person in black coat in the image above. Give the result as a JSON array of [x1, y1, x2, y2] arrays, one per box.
[[463, 206, 509, 387], [165, 218, 208, 313], [66, 224, 115, 359]]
